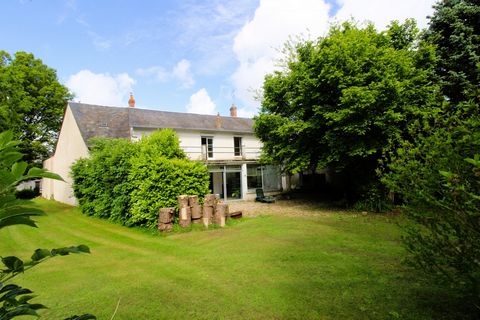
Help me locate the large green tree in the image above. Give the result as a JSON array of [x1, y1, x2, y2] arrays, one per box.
[[255, 21, 438, 201], [0, 51, 72, 165], [424, 0, 480, 103]]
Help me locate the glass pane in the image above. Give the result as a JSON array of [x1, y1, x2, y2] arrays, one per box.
[[226, 172, 241, 199]]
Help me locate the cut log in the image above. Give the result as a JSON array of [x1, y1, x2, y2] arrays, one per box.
[[204, 194, 217, 207], [178, 206, 191, 228], [178, 219, 191, 228], [188, 195, 199, 207], [178, 194, 189, 208], [229, 211, 243, 219], [192, 218, 203, 224], [179, 206, 191, 220], [214, 203, 228, 227], [191, 205, 202, 219], [158, 207, 175, 224], [158, 222, 173, 232], [202, 205, 213, 226]]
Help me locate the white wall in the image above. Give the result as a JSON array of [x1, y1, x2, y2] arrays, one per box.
[[133, 128, 262, 161], [41, 105, 89, 205]]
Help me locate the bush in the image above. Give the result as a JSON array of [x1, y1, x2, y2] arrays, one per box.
[[71, 129, 209, 228], [15, 187, 39, 199], [383, 99, 480, 302]]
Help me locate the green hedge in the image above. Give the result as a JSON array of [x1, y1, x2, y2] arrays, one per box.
[[71, 129, 209, 228]]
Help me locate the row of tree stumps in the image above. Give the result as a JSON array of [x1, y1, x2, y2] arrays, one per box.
[[158, 194, 240, 232]]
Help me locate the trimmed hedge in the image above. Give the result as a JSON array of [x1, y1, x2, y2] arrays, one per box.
[[71, 129, 209, 228]]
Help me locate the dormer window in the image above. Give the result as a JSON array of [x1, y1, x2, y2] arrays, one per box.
[[99, 122, 108, 128]]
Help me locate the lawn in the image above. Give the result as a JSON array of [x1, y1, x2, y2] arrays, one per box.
[[0, 198, 469, 319]]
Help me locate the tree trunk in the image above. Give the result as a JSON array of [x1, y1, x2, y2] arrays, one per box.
[[178, 206, 191, 228]]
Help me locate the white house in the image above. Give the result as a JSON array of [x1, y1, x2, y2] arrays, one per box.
[[42, 97, 283, 205]]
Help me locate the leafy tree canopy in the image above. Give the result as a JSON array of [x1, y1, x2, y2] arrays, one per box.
[[424, 0, 480, 103], [0, 51, 72, 166], [255, 21, 439, 198]]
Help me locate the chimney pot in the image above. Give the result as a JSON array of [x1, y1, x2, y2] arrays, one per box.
[[215, 113, 222, 129], [230, 104, 237, 117], [128, 93, 135, 108]]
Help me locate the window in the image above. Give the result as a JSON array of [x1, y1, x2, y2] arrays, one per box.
[[234, 137, 242, 156], [247, 164, 262, 190], [201, 137, 213, 159]]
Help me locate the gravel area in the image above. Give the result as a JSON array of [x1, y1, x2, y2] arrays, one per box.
[[227, 199, 342, 217]]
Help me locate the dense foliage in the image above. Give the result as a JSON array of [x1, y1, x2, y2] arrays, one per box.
[[382, 0, 480, 303], [0, 131, 93, 319], [255, 21, 438, 201], [71, 129, 209, 228], [0, 51, 72, 166], [424, 0, 480, 103], [384, 98, 480, 301]]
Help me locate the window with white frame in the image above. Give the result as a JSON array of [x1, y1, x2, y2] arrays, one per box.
[[234, 137, 242, 156], [201, 136, 213, 159]]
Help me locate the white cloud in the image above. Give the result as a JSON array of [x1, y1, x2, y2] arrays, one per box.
[[136, 59, 194, 88], [334, 0, 436, 31], [66, 70, 136, 106], [231, 0, 331, 110], [172, 59, 194, 88], [186, 88, 217, 115], [230, 0, 437, 113]]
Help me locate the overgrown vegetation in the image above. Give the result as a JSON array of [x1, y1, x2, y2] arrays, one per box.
[[256, 0, 480, 308], [71, 129, 209, 228], [0, 131, 93, 319], [382, 0, 480, 304]]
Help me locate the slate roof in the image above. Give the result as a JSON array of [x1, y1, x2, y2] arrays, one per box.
[[68, 102, 254, 145]]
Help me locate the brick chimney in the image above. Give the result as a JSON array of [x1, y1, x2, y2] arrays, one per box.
[[229, 103, 237, 117], [215, 113, 222, 129], [128, 93, 135, 108]]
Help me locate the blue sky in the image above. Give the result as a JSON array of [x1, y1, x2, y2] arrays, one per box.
[[1, 0, 437, 117]]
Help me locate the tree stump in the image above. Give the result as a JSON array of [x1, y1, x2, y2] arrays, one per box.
[[178, 206, 191, 228], [214, 203, 228, 227], [192, 218, 203, 224], [158, 207, 175, 232], [202, 205, 214, 226], [204, 194, 217, 207], [188, 195, 199, 207], [158, 207, 175, 223], [158, 222, 173, 232], [178, 195, 189, 208], [191, 205, 202, 219]]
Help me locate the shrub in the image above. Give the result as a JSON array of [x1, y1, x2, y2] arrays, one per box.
[[71, 129, 209, 228], [15, 187, 39, 199], [383, 99, 480, 302], [71, 138, 137, 222]]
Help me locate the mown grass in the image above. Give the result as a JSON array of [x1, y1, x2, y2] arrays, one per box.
[[0, 198, 471, 319]]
